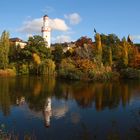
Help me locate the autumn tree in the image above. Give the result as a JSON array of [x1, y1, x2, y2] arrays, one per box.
[[122, 38, 129, 66], [75, 36, 93, 48], [109, 47, 113, 66], [95, 33, 102, 64], [74, 36, 95, 60], [32, 53, 41, 75], [0, 31, 10, 69]]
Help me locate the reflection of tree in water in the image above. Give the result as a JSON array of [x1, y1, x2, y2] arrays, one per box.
[[0, 77, 140, 140], [58, 81, 132, 110], [0, 77, 140, 115], [77, 122, 99, 140], [129, 107, 140, 140], [24, 77, 56, 112], [0, 76, 56, 115], [107, 120, 120, 140], [0, 78, 11, 116], [80, 123, 91, 140], [77, 120, 120, 140]]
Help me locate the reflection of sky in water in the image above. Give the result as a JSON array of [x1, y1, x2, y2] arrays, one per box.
[[13, 98, 70, 121], [52, 99, 69, 119], [0, 78, 140, 139], [71, 112, 80, 124]]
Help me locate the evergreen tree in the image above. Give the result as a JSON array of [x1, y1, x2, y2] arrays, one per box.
[[0, 31, 10, 69], [95, 33, 102, 64], [122, 38, 128, 66], [53, 45, 63, 64], [53, 45, 63, 71], [127, 35, 133, 45], [109, 47, 113, 66], [102, 46, 112, 66]]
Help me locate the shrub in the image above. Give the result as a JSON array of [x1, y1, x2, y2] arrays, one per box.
[[0, 69, 16, 77], [59, 58, 84, 80], [18, 64, 29, 75], [120, 68, 140, 79], [40, 59, 55, 75]]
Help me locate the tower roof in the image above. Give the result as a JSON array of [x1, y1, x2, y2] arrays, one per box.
[[44, 15, 48, 17]]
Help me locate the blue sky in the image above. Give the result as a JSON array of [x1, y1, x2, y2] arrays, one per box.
[[0, 0, 140, 43]]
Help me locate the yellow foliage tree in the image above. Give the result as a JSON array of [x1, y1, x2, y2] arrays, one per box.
[[95, 33, 102, 64], [122, 38, 128, 66], [32, 53, 41, 75], [32, 53, 41, 65]]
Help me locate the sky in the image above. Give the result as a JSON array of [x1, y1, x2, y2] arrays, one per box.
[[0, 0, 140, 43]]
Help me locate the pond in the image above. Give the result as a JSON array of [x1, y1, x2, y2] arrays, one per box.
[[0, 76, 140, 140]]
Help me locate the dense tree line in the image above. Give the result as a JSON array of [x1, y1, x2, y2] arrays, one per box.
[[59, 33, 140, 80], [0, 30, 140, 80]]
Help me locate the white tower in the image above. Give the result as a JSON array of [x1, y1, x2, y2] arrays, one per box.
[[41, 15, 51, 48]]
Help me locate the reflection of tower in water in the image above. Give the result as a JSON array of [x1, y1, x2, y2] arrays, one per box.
[[43, 97, 69, 128], [16, 96, 25, 106], [44, 97, 52, 127]]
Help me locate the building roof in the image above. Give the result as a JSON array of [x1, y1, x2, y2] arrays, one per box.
[[10, 38, 26, 43]]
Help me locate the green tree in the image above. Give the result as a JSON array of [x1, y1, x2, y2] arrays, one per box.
[[26, 35, 51, 60], [28, 35, 45, 48], [0, 31, 10, 69], [103, 46, 112, 66], [53, 45, 63, 69], [101, 34, 120, 46], [41, 59, 55, 75], [9, 44, 22, 63]]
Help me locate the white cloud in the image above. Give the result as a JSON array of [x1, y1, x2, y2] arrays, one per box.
[[49, 18, 69, 31], [64, 13, 82, 25], [130, 35, 140, 40], [64, 30, 75, 35], [17, 18, 42, 33], [53, 35, 71, 43], [53, 105, 69, 119], [17, 17, 69, 34]]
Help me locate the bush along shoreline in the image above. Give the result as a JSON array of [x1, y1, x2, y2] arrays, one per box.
[[58, 58, 120, 81], [120, 68, 140, 79], [0, 69, 16, 77]]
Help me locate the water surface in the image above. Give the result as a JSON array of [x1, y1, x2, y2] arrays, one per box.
[[0, 77, 140, 140]]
